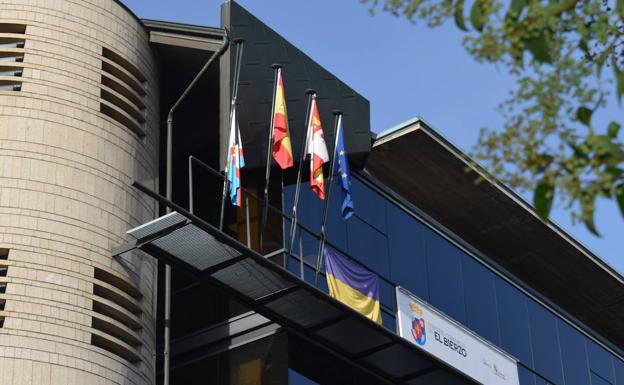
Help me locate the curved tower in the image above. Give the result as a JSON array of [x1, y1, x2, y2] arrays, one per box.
[[0, 1, 158, 384]]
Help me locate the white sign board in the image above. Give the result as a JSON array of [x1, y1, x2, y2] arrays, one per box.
[[396, 287, 520, 385]]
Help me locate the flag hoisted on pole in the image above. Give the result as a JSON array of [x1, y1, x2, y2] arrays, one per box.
[[307, 95, 329, 200], [287, 89, 316, 269], [335, 115, 355, 220], [260, 64, 291, 253], [272, 68, 294, 169], [315, 111, 343, 284], [226, 105, 245, 206], [219, 38, 245, 229]]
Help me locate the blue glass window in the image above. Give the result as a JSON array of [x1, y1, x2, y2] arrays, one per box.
[[386, 203, 429, 300], [588, 340, 615, 383], [346, 216, 389, 277], [527, 299, 563, 384], [424, 227, 466, 323], [462, 254, 500, 344], [289, 369, 320, 385], [495, 277, 532, 364], [350, 177, 387, 234], [557, 320, 589, 385]]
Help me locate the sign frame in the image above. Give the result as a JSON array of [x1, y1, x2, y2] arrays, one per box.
[[396, 286, 520, 385]]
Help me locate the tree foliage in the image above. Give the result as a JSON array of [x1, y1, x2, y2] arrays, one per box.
[[362, 0, 624, 235]]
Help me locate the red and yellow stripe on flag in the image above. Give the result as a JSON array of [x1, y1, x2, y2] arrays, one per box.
[[307, 97, 329, 199], [272, 68, 294, 169]]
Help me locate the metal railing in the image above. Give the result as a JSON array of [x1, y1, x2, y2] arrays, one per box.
[[187, 155, 398, 327]]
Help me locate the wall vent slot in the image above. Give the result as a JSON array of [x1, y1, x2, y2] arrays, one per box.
[[0, 249, 9, 260], [0, 24, 26, 34], [0, 299, 5, 311], [0, 283, 6, 294], [91, 267, 143, 363], [91, 334, 141, 363], [0, 265, 7, 277], [0, 316, 4, 328], [0, 23, 26, 92], [99, 47, 147, 137]]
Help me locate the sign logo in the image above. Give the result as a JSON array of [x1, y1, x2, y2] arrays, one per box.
[[410, 302, 427, 346]]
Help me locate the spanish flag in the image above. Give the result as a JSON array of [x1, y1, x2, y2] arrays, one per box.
[[324, 246, 382, 324], [272, 68, 293, 169], [306, 96, 329, 199]]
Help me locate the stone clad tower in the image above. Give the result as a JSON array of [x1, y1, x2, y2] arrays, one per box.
[[0, 1, 159, 384]]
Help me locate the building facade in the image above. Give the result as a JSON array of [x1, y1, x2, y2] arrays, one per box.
[[0, 1, 158, 384], [0, 1, 623, 385]]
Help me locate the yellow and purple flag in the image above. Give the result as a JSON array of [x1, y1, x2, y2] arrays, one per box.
[[324, 246, 381, 324]]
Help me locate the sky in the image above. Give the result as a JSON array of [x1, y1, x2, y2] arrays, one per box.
[[121, 0, 622, 272]]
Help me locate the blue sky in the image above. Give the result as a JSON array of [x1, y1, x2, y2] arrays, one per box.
[[121, 0, 622, 272]]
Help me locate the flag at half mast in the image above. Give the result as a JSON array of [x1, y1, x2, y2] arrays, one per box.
[[272, 68, 293, 169], [324, 246, 381, 324], [226, 105, 245, 206], [306, 96, 329, 199]]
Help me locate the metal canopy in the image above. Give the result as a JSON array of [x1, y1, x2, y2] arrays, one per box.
[[117, 186, 476, 385]]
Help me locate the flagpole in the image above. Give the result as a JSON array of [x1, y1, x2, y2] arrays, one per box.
[[219, 38, 244, 231], [288, 89, 315, 264], [260, 64, 281, 254], [315, 111, 342, 285]]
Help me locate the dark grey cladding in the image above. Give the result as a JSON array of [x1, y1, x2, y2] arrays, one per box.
[[220, 1, 371, 170]]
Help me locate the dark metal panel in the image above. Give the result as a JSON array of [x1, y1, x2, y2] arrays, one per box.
[[151, 224, 241, 270], [359, 343, 436, 379], [314, 317, 392, 355], [128, 211, 187, 239], [263, 288, 343, 328], [210, 258, 295, 300], [219, 1, 371, 170]]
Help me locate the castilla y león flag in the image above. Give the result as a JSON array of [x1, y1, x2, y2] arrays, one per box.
[[306, 97, 329, 199], [272, 68, 294, 169]]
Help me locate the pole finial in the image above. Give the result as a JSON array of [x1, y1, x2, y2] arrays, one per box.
[[232, 37, 245, 44], [305, 88, 316, 95], [271, 63, 282, 69], [332, 110, 342, 116]]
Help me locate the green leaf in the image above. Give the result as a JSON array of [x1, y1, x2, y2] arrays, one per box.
[[454, 0, 468, 31], [506, 0, 526, 20], [616, 185, 624, 218], [523, 31, 553, 64], [618, 0, 624, 16], [576, 106, 593, 126], [579, 40, 590, 58], [532, 153, 554, 173], [470, 0, 486, 32], [608, 122, 621, 139], [580, 192, 599, 236], [583, 213, 599, 236], [534, 181, 554, 220], [613, 60, 624, 104], [596, 49, 611, 77]]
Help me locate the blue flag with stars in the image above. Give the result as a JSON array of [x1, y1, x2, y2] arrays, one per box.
[[335, 117, 355, 219]]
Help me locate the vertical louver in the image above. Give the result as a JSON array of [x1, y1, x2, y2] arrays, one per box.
[[99, 47, 147, 137], [91, 267, 143, 363], [0, 23, 25, 91]]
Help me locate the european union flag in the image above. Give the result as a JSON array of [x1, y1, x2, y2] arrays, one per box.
[[335, 117, 355, 219]]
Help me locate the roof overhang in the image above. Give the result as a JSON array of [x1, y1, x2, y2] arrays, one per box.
[[366, 118, 624, 351], [141, 19, 225, 51]]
